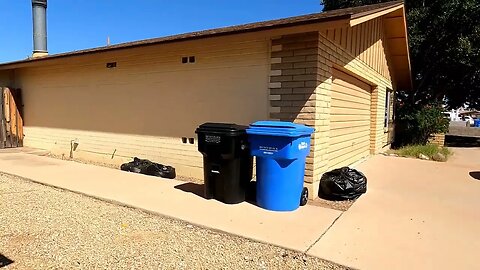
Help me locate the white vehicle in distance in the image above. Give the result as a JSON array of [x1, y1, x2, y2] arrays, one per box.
[[463, 116, 475, 126]]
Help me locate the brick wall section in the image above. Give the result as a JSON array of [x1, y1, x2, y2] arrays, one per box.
[[302, 33, 392, 197], [309, 32, 393, 196], [268, 31, 394, 198], [269, 32, 320, 183], [428, 133, 445, 147]]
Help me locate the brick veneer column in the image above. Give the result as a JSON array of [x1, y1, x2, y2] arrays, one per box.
[[268, 32, 321, 186]]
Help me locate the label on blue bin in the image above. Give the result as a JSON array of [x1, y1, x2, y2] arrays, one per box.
[[298, 141, 308, 150], [259, 145, 278, 155]]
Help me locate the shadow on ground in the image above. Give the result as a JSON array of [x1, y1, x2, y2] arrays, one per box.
[[469, 172, 480, 181], [445, 135, 480, 148], [174, 182, 205, 198], [0, 254, 13, 268], [175, 181, 354, 211], [174, 182, 258, 204]]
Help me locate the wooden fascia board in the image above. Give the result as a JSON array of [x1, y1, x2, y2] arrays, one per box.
[[400, 6, 412, 89], [349, 4, 404, 27]]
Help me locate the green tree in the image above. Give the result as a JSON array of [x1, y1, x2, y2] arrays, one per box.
[[394, 101, 449, 146], [322, 0, 385, 10], [321, 0, 480, 110]]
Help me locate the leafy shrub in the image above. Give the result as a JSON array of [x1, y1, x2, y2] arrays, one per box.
[[394, 102, 449, 147], [390, 144, 451, 160]]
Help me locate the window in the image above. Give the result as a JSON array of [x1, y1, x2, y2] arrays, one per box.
[[384, 89, 393, 129]]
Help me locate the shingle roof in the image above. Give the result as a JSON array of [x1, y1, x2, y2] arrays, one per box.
[[0, 1, 403, 68]]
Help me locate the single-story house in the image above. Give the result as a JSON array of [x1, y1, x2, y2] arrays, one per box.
[[0, 1, 411, 198]]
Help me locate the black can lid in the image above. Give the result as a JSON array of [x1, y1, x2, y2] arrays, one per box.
[[195, 122, 248, 136]]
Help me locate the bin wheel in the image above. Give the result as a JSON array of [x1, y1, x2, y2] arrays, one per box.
[[300, 187, 308, 206]]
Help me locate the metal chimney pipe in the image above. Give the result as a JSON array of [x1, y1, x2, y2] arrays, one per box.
[[32, 0, 47, 57]]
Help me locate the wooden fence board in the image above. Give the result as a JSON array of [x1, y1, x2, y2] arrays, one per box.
[[0, 87, 23, 148], [0, 87, 5, 149]]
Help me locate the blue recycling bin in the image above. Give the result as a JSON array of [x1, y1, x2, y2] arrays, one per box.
[[247, 121, 314, 211], [474, 119, 480, 127]]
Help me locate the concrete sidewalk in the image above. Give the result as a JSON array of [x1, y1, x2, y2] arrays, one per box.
[[308, 148, 480, 269], [0, 149, 341, 253], [1, 147, 479, 269]]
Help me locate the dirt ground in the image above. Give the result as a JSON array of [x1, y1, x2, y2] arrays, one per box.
[[0, 173, 349, 270], [309, 198, 355, 212]]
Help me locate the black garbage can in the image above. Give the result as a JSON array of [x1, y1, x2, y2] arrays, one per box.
[[195, 123, 253, 204]]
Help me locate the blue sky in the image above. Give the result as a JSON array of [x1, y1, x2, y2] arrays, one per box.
[[0, 0, 322, 63]]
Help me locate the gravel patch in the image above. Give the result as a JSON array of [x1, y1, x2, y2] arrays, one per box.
[[0, 173, 348, 270]]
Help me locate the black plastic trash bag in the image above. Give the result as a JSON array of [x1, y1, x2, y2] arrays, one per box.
[[319, 167, 367, 200], [121, 157, 176, 179]]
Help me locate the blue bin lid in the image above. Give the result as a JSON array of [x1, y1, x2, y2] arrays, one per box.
[[247, 121, 314, 137]]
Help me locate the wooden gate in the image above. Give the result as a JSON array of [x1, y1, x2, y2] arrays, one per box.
[[0, 87, 23, 148]]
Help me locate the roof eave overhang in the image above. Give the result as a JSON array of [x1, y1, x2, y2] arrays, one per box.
[[0, 15, 351, 70], [383, 5, 412, 90], [0, 0, 412, 90], [350, 3, 412, 90], [349, 3, 404, 27]]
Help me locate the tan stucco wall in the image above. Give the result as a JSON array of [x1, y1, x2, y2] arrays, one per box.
[[14, 33, 270, 178]]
